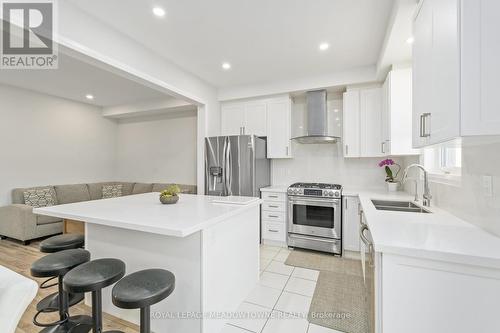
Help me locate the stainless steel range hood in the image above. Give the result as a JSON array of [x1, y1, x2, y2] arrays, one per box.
[[292, 90, 340, 144]]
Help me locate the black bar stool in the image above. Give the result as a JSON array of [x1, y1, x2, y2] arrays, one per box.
[[38, 234, 86, 314], [30, 249, 92, 333], [63, 258, 126, 333], [112, 269, 175, 333]]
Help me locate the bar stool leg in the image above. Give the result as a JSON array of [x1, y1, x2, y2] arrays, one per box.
[[91, 290, 103, 333], [140, 306, 150, 333]]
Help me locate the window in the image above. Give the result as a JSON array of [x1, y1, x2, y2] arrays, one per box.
[[422, 138, 462, 184]]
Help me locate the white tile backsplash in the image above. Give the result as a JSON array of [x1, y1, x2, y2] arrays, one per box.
[[404, 136, 500, 238], [271, 141, 403, 189]]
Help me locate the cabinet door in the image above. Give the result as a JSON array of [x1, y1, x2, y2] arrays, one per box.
[[360, 88, 384, 157], [267, 99, 292, 158], [244, 102, 267, 136], [342, 196, 360, 252], [381, 75, 391, 155], [221, 104, 245, 136], [428, 0, 460, 144], [390, 68, 420, 155], [412, 0, 433, 148], [343, 91, 360, 157], [461, 0, 500, 135]]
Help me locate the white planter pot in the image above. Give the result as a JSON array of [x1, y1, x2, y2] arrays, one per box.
[[386, 182, 399, 192]]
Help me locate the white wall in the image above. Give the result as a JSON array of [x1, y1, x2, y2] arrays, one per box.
[[405, 137, 500, 237], [115, 112, 198, 184], [0, 84, 118, 205]]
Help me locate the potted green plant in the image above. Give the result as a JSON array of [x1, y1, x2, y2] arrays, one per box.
[[159, 185, 181, 204], [378, 159, 401, 192]]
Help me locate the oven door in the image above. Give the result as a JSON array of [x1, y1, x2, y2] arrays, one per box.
[[288, 196, 341, 239]]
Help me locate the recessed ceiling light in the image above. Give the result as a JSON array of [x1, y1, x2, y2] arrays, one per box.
[[319, 42, 330, 51], [222, 62, 231, 70], [406, 36, 415, 44], [85, 94, 94, 100], [152, 7, 166, 17]]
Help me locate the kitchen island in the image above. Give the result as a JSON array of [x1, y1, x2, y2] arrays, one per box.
[[34, 193, 261, 333]]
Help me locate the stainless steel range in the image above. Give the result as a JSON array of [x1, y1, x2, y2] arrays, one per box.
[[287, 183, 342, 255]]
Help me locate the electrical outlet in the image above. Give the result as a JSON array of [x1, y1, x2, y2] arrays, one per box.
[[482, 175, 493, 197]]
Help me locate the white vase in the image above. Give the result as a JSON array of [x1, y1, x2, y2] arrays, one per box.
[[386, 182, 399, 192]]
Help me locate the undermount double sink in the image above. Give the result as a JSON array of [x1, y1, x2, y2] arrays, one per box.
[[371, 200, 431, 214]]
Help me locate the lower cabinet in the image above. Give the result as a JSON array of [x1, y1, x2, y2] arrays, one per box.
[[381, 253, 500, 333], [342, 196, 360, 252], [260, 190, 287, 246]]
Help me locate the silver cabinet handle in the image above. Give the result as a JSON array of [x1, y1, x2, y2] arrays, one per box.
[[381, 142, 385, 154], [286, 146, 289, 156], [268, 229, 279, 233], [268, 195, 278, 198], [345, 145, 349, 156], [420, 113, 431, 137], [268, 215, 279, 218], [268, 205, 279, 208]]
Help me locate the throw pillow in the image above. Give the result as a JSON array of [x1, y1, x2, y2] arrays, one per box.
[[102, 184, 123, 199], [23, 188, 56, 208]]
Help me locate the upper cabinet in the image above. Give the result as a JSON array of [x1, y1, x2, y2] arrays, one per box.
[[412, 0, 500, 147], [221, 101, 267, 136], [383, 68, 420, 156], [220, 95, 292, 159], [343, 87, 384, 158]]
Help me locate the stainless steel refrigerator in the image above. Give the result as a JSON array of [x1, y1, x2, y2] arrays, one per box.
[[205, 135, 270, 197]]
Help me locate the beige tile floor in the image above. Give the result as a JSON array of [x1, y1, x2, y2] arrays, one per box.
[[221, 244, 342, 333]]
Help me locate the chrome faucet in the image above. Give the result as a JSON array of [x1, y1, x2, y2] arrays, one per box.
[[402, 164, 432, 207]]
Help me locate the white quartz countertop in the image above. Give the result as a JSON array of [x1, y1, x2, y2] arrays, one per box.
[[260, 185, 289, 193], [345, 189, 500, 269], [34, 193, 261, 238]]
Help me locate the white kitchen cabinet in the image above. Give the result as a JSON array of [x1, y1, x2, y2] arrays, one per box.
[[360, 88, 384, 157], [412, 0, 500, 146], [342, 91, 361, 157], [342, 196, 360, 252], [383, 68, 420, 156], [461, 0, 500, 135], [343, 87, 383, 158], [220, 96, 292, 159], [260, 189, 287, 246], [267, 98, 292, 159], [382, 253, 500, 333], [243, 102, 267, 136], [221, 104, 245, 136], [221, 101, 267, 137]]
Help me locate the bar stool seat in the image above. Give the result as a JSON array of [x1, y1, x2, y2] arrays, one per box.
[[31, 249, 90, 279], [112, 269, 175, 309], [63, 258, 125, 294], [112, 269, 175, 333], [40, 234, 85, 253], [31, 249, 92, 333], [64, 258, 126, 333]]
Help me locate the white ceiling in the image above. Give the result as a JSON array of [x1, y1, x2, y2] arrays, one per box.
[[0, 52, 173, 107], [67, 0, 395, 88]]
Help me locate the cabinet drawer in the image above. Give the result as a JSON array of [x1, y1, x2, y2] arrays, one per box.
[[262, 221, 286, 242], [261, 192, 286, 202], [262, 201, 285, 212], [261, 211, 285, 222]]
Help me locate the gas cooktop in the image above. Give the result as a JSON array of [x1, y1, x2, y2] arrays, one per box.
[[287, 183, 342, 198]]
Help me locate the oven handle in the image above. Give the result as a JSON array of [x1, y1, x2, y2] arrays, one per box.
[[360, 225, 375, 267], [289, 233, 339, 244], [288, 196, 340, 208]]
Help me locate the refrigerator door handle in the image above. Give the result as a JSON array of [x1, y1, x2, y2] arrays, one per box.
[[223, 138, 231, 195]]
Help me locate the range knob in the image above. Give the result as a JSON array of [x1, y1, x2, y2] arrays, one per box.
[[334, 192, 340, 197], [287, 188, 293, 194]]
